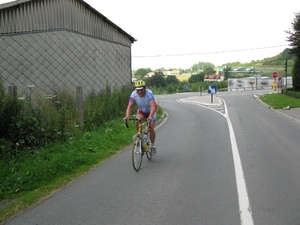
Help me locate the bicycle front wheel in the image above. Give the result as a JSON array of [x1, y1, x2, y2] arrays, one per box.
[[132, 136, 143, 171]]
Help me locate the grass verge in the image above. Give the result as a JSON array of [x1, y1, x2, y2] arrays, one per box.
[[259, 93, 300, 109], [0, 108, 164, 224], [0, 118, 135, 224]]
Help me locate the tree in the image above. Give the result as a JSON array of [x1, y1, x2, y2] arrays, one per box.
[[146, 71, 166, 87], [286, 11, 300, 91], [286, 12, 300, 57], [188, 73, 204, 83], [223, 66, 231, 80], [165, 76, 180, 86], [203, 67, 216, 75], [281, 48, 295, 60], [292, 58, 300, 91], [191, 62, 215, 74], [134, 68, 152, 80]]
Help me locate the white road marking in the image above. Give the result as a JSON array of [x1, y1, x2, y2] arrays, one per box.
[[223, 99, 254, 225], [178, 97, 254, 225]]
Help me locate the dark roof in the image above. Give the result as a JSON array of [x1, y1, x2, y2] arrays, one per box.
[[0, 0, 136, 43]]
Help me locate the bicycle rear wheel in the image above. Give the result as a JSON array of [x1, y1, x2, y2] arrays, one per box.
[[132, 135, 143, 171], [146, 142, 152, 160]]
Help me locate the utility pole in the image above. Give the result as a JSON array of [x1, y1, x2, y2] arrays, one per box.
[[285, 59, 288, 90]]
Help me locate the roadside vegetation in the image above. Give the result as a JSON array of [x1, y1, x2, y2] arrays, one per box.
[[259, 93, 300, 109]]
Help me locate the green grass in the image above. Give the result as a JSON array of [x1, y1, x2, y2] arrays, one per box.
[[0, 107, 164, 224], [0, 118, 134, 223], [259, 93, 300, 109]]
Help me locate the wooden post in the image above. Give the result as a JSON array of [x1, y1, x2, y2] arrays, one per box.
[[8, 85, 17, 100], [76, 86, 84, 125]]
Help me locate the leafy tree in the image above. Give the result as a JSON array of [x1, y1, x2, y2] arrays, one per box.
[[166, 84, 177, 93], [203, 67, 216, 75], [134, 68, 152, 80], [191, 62, 215, 74], [292, 58, 300, 91], [286, 11, 300, 91], [221, 61, 242, 67], [223, 66, 231, 80], [188, 73, 204, 83], [281, 48, 295, 60], [286, 12, 300, 57], [146, 71, 166, 87], [165, 76, 180, 86], [180, 68, 191, 74]]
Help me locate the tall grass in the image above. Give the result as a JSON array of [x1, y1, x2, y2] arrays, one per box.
[[0, 85, 80, 159]]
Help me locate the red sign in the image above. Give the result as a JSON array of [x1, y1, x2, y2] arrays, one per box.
[[272, 72, 278, 78]]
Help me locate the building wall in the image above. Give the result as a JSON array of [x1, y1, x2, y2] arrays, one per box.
[[0, 0, 135, 98], [0, 30, 131, 98]]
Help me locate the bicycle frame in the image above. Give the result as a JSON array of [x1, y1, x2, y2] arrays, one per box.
[[126, 118, 150, 151], [125, 118, 152, 171]]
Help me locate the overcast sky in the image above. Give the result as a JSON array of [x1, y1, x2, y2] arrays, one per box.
[[0, 0, 299, 70]]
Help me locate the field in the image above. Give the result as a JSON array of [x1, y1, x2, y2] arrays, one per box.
[[176, 74, 191, 82]]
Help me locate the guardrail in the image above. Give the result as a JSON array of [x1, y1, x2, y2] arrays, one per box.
[[218, 86, 272, 92]]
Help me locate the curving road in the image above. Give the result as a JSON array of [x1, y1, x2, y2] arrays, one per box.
[[4, 91, 300, 225]]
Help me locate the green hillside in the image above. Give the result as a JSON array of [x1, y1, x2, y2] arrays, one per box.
[[221, 48, 295, 76]]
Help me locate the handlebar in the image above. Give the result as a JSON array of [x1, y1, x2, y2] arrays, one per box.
[[124, 118, 151, 129]]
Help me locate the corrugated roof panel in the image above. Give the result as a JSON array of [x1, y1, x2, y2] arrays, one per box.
[[0, 0, 136, 43]]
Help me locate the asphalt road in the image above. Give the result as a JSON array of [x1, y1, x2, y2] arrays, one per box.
[[222, 92, 300, 224], [4, 91, 300, 225]]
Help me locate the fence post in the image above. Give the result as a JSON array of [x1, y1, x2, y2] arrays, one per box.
[[76, 86, 84, 125], [8, 85, 17, 100]]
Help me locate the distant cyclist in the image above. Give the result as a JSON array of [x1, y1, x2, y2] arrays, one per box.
[[124, 80, 157, 155]]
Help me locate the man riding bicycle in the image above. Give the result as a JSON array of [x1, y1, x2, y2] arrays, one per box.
[[124, 80, 157, 155]]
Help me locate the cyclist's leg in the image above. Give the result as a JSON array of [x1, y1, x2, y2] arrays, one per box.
[[148, 113, 156, 155], [135, 109, 145, 132], [149, 120, 156, 144], [148, 112, 156, 144]]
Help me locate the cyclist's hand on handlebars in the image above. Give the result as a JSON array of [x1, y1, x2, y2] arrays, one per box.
[[124, 117, 129, 128], [147, 117, 152, 123]]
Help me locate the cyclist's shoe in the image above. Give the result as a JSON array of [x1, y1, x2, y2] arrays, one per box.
[[150, 145, 156, 156]]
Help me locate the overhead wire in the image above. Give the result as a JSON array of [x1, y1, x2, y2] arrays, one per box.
[[132, 45, 289, 58]]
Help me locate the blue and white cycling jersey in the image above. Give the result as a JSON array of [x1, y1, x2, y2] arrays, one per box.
[[129, 89, 155, 114]]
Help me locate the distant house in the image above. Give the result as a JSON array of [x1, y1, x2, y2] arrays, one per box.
[[204, 74, 224, 82], [146, 71, 156, 77], [147, 69, 180, 77]]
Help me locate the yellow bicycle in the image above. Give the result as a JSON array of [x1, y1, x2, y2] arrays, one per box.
[[125, 118, 152, 171]]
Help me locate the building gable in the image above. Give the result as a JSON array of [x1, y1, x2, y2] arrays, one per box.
[[0, 0, 136, 45]]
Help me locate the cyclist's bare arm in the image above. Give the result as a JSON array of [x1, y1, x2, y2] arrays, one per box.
[[148, 100, 157, 121], [124, 101, 135, 120]]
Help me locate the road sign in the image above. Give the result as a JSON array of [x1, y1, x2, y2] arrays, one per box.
[[272, 72, 278, 78], [208, 85, 217, 94], [184, 84, 189, 90]]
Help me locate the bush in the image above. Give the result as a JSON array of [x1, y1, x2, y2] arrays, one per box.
[[286, 88, 300, 98], [0, 82, 133, 159]]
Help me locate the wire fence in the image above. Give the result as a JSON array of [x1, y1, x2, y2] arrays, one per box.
[[0, 30, 132, 104]]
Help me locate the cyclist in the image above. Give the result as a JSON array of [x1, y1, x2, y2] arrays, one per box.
[[124, 80, 157, 155]]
